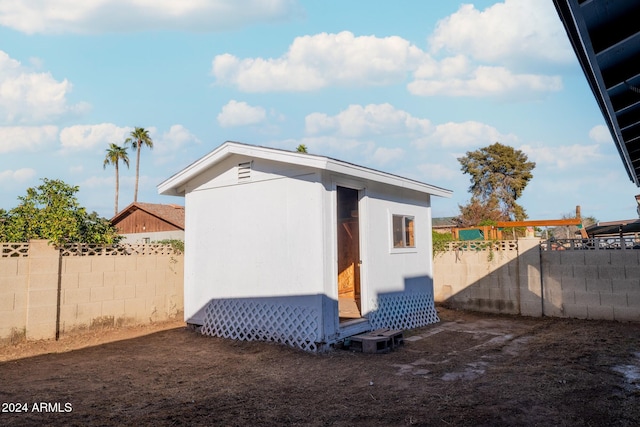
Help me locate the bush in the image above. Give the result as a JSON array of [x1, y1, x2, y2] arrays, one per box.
[[432, 231, 454, 257]]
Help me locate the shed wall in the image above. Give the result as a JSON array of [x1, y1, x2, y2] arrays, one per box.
[[183, 157, 327, 326], [363, 185, 433, 301], [179, 154, 441, 349]]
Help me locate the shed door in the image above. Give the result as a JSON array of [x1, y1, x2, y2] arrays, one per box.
[[337, 186, 361, 320]]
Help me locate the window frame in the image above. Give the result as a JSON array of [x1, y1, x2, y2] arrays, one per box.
[[390, 213, 416, 253]]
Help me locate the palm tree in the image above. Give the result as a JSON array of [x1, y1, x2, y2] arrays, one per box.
[[103, 143, 130, 216], [125, 127, 153, 203]]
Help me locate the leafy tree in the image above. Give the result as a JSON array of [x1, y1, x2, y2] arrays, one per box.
[[457, 142, 535, 224], [548, 212, 597, 239], [125, 127, 154, 203], [296, 144, 308, 153], [79, 211, 123, 244], [0, 178, 120, 245], [103, 143, 130, 216], [455, 197, 505, 228], [0, 208, 12, 241]]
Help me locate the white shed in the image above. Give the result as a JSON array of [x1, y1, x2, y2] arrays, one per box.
[[158, 141, 452, 351]]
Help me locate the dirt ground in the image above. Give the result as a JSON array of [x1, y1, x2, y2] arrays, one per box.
[[1, 307, 639, 427]]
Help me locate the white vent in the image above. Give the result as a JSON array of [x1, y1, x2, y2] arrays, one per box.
[[238, 161, 252, 182]]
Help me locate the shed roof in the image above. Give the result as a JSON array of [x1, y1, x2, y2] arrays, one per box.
[[158, 141, 452, 198], [111, 202, 185, 230], [553, 0, 640, 186]]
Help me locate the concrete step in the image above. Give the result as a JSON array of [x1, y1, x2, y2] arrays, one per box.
[[349, 329, 404, 354]]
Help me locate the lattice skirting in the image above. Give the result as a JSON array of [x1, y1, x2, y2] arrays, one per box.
[[368, 292, 440, 330], [201, 299, 321, 352]]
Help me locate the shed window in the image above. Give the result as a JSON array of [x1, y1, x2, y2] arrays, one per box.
[[392, 215, 415, 248]]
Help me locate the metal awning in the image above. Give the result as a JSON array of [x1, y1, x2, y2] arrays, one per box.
[[553, 0, 640, 186], [584, 219, 640, 237]]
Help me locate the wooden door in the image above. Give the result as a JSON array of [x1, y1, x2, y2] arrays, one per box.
[[337, 187, 361, 319]]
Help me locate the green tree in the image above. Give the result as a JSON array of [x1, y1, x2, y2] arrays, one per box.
[[125, 127, 154, 203], [457, 142, 535, 223], [103, 143, 130, 216], [0, 179, 120, 245], [296, 144, 308, 153], [455, 197, 505, 228], [549, 212, 597, 239]]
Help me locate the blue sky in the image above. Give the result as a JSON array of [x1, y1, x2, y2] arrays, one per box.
[[1, 0, 639, 222]]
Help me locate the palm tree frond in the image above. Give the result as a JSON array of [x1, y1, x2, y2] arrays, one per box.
[[125, 127, 154, 202], [103, 143, 129, 215]]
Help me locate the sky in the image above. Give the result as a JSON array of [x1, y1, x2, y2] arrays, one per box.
[[1, 0, 639, 223]]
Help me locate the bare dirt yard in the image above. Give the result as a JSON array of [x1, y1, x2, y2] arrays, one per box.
[[1, 306, 639, 426]]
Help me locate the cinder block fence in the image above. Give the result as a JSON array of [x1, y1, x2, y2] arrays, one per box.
[[434, 238, 640, 321], [4, 236, 636, 343], [0, 240, 184, 341]]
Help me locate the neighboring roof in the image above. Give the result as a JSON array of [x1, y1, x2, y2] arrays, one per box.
[[111, 202, 185, 230], [158, 141, 452, 198], [584, 219, 640, 237], [432, 217, 456, 228], [553, 0, 640, 186]]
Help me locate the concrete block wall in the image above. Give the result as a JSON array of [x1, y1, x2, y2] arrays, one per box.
[[516, 238, 543, 317], [433, 242, 520, 314], [0, 255, 29, 340], [0, 240, 184, 342], [434, 237, 640, 322], [541, 249, 640, 321]]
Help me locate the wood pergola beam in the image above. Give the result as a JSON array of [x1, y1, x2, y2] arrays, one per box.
[[495, 219, 582, 228]]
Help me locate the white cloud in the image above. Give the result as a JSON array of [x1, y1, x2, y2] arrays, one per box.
[[305, 103, 431, 138], [212, 31, 426, 92], [413, 121, 518, 149], [429, 0, 573, 66], [212, 29, 563, 99], [153, 124, 201, 165], [0, 0, 300, 34], [0, 125, 58, 153], [520, 143, 603, 169], [371, 147, 404, 166], [407, 1, 568, 99], [589, 125, 613, 144], [59, 123, 131, 150], [0, 168, 37, 183], [158, 124, 200, 148], [413, 54, 470, 80], [303, 105, 519, 164], [217, 100, 267, 127], [278, 136, 374, 156], [0, 50, 89, 124], [417, 163, 459, 181], [408, 65, 562, 97], [81, 175, 115, 190]]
